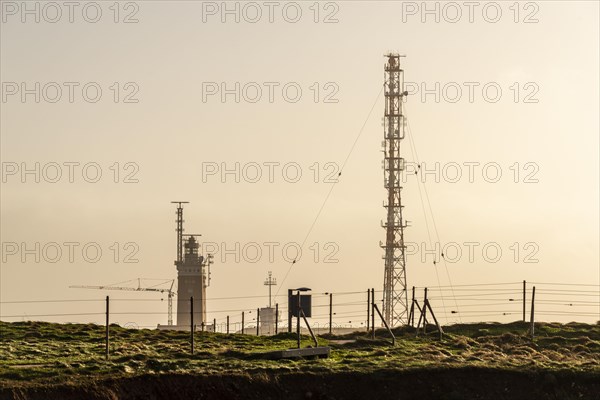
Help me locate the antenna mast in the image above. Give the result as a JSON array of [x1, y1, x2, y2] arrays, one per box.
[[171, 201, 189, 266], [381, 53, 409, 326], [264, 271, 277, 308]]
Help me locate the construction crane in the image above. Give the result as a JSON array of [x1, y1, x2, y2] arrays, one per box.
[[70, 278, 176, 325]]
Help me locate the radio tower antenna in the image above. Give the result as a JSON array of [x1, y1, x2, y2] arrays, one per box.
[[381, 53, 409, 326], [171, 201, 189, 265], [264, 271, 277, 308]]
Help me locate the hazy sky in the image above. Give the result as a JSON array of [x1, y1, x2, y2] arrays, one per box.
[[1, 1, 598, 327]]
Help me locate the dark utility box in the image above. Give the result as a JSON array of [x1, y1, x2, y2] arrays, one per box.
[[289, 294, 312, 317]]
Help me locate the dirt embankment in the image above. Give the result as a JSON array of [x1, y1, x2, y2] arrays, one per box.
[[2, 368, 599, 400]]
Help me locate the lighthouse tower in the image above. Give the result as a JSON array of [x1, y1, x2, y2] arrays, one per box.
[[176, 235, 206, 327]]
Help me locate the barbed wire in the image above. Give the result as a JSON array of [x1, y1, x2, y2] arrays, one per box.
[[2, 282, 598, 327]]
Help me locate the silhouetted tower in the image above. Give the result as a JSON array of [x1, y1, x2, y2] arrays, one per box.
[[172, 201, 207, 328], [178, 235, 206, 325], [381, 53, 409, 326]]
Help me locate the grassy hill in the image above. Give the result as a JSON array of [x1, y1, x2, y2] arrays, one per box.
[[0, 320, 598, 399]]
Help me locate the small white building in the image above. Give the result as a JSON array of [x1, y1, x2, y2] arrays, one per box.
[[259, 307, 279, 335]]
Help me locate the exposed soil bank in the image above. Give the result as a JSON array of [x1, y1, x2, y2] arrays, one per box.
[[2, 368, 599, 400]]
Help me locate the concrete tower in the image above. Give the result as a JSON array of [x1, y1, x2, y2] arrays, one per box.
[[176, 235, 206, 327], [171, 201, 209, 329]]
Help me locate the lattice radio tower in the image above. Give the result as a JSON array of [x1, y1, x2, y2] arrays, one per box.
[[381, 53, 409, 326]]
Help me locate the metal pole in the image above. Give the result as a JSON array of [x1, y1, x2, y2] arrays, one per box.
[[366, 289, 370, 332], [415, 306, 424, 334], [190, 297, 194, 355], [268, 277, 272, 308], [371, 288, 375, 338], [300, 309, 319, 347], [105, 296, 109, 360], [241, 312, 245, 334], [213, 318, 216, 333], [297, 290, 301, 348], [522, 280, 526, 322], [422, 288, 428, 334], [410, 286, 416, 326], [275, 303, 279, 334], [256, 308, 260, 336], [288, 289, 292, 333], [329, 293, 333, 335], [373, 303, 396, 346], [425, 301, 444, 340], [227, 315, 230, 334], [530, 286, 536, 339]]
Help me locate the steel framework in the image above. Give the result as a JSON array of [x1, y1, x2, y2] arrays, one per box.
[[381, 53, 409, 326], [171, 201, 189, 266]]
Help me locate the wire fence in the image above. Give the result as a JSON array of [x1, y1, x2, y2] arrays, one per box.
[[1, 281, 599, 333]]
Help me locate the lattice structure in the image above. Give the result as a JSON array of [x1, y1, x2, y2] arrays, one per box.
[[172, 201, 188, 265], [381, 53, 409, 326]]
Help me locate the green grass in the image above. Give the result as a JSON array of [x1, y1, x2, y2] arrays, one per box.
[[0, 320, 598, 389]]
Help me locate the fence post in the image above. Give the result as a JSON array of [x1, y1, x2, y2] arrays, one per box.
[[190, 297, 194, 355], [227, 315, 230, 334], [213, 318, 216, 333], [530, 286, 536, 339], [409, 286, 416, 326], [275, 303, 279, 334], [288, 289, 292, 333], [367, 289, 370, 332], [522, 280, 527, 322], [241, 312, 245, 334], [329, 293, 333, 335], [296, 291, 301, 348], [371, 288, 375, 338], [257, 308, 261, 336], [105, 296, 109, 360], [422, 288, 428, 334], [373, 303, 396, 346]]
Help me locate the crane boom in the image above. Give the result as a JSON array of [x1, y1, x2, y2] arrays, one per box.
[[69, 280, 176, 325], [70, 285, 171, 293]]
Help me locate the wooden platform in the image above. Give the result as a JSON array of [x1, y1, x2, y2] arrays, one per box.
[[263, 346, 331, 360]]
